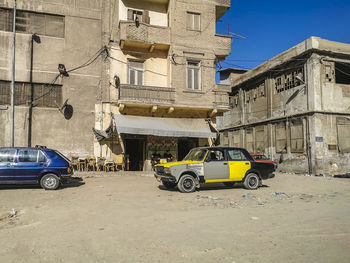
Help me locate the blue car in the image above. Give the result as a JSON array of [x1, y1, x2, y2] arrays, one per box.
[[0, 146, 73, 190]]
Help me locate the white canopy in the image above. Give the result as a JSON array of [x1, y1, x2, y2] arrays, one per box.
[[114, 114, 216, 138]]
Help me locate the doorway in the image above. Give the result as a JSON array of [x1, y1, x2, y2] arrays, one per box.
[[125, 138, 145, 171], [178, 138, 198, 161]]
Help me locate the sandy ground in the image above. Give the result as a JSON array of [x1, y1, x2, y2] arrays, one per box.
[[0, 172, 350, 263]]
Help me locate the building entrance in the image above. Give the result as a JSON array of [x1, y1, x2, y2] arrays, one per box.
[[178, 138, 198, 161], [125, 138, 145, 171]]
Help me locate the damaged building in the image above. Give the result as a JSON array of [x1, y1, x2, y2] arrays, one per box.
[[94, 0, 232, 171], [0, 0, 111, 156], [218, 37, 350, 175]]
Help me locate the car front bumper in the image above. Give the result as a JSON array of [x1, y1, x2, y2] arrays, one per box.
[[154, 173, 177, 183]]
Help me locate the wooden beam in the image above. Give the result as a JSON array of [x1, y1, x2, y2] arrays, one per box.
[[167, 107, 174, 114], [151, 105, 157, 113]]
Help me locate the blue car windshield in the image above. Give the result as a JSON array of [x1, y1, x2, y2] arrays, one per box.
[[54, 150, 71, 163], [183, 149, 207, 161]]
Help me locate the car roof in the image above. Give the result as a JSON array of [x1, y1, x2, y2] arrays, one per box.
[[194, 146, 249, 152], [0, 147, 54, 151]]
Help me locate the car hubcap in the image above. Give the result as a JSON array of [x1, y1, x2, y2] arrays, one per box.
[[248, 176, 258, 188], [44, 177, 56, 188], [183, 178, 193, 190]]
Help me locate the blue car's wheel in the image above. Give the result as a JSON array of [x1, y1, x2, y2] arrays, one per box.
[[40, 174, 60, 190]]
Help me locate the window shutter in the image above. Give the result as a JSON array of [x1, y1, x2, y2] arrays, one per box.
[[194, 14, 200, 30], [127, 9, 133, 20], [137, 70, 143, 85], [194, 68, 199, 90], [143, 10, 150, 24], [187, 68, 193, 90], [186, 12, 191, 29], [129, 70, 135, 85]]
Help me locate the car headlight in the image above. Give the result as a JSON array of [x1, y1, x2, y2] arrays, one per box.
[[164, 167, 171, 174]]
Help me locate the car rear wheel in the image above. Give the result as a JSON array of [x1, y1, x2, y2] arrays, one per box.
[[40, 174, 60, 190], [223, 182, 236, 187], [162, 181, 176, 189], [177, 174, 196, 193], [243, 173, 260, 190]]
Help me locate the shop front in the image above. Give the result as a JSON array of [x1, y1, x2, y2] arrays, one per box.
[[114, 114, 216, 171]]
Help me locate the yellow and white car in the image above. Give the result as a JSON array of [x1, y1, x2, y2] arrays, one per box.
[[154, 147, 276, 193]]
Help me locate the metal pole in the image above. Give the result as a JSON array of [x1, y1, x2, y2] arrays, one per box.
[[10, 0, 16, 147], [28, 37, 34, 147]]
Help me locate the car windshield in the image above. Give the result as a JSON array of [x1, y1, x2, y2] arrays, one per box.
[[254, 155, 268, 160], [54, 150, 71, 163], [182, 149, 207, 161]]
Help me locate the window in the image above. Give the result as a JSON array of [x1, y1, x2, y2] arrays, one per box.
[[335, 62, 350, 85], [18, 149, 39, 163], [0, 149, 16, 163], [275, 122, 287, 153], [232, 131, 240, 148], [275, 67, 304, 93], [187, 61, 201, 90], [246, 129, 254, 153], [127, 9, 150, 24], [255, 126, 266, 153], [0, 81, 62, 108], [128, 61, 144, 86], [227, 149, 248, 161], [0, 8, 65, 38], [290, 119, 304, 153], [38, 151, 47, 163], [186, 12, 200, 31], [337, 117, 350, 153], [206, 150, 225, 162]]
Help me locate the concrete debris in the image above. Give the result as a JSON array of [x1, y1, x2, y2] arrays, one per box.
[[9, 208, 17, 217]]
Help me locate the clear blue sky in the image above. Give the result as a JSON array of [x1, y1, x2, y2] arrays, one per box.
[[216, 0, 350, 71]]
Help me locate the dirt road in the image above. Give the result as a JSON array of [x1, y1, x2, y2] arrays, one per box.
[[0, 173, 349, 263]]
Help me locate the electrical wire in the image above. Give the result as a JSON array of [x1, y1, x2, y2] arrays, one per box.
[[335, 66, 350, 77]]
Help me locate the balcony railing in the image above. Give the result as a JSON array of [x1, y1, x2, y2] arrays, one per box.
[[213, 85, 232, 109], [214, 34, 232, 57], [119, 21, 170, 46], [119, 84, 175, 105]]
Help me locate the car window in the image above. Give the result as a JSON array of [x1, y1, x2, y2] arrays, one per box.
[[0, 149, 16, 162], [206, 150, 225, 162], [18, 149, 39, 163], [254, 155, 268, 160], [38, 151, 47, 163], [227, 149, 248, 161], [183, 149, 207, 161]]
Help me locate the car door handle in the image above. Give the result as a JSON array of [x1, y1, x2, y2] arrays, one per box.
[[223, 163, 228, 165], [245, 163, 249, 165]]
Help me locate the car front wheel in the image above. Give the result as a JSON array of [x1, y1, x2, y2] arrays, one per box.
[[243, 173, 260, 190], [177, 174, 196, 193], [40, 174, 60, 190]]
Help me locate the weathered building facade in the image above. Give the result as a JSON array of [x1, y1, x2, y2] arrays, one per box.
[[95, 0, 232, 170], [218, 37, 350, 175], [0, 0, 110, 156]]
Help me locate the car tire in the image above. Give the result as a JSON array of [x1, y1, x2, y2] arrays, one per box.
[[162, 181, 177, 189], [223, 182, 236, 187], [40, 174, 60, 190], [243, 173, 260, 190], [177, 174, 196, 193]]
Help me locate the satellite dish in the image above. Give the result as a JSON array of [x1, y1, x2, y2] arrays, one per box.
[[59, 99, 74, 120]]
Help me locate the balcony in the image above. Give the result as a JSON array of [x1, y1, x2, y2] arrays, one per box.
[[119, 21, 170, 51], [118, 84, 175, 106], [213, 85, 232, 110], [214, 34, 232, 58], [215, 0, 231, 21]]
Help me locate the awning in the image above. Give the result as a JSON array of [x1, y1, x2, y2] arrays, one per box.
[[114, 114, 216, 138]]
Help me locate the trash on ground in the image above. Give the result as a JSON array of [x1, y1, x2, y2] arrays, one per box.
[[334, 173, 350, 178], [9, 208, 17, 217], [250, 216, 259, 220]]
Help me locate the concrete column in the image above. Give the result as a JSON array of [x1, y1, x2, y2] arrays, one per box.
[[266, 77, 274, 119]]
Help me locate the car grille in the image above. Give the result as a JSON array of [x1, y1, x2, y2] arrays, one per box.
[[156, 166, 164, 175]]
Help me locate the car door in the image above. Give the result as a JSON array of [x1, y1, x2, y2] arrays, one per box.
[[12, 149, 44, 182], [203, 149, 229, 182], [227, 149, 251, 181], [0, 148, 17, 182]]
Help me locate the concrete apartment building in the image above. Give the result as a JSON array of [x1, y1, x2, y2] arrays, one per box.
[[218, 37, 350, 175], [94, 0, 232, 171], [0, 0, 110, 156]]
